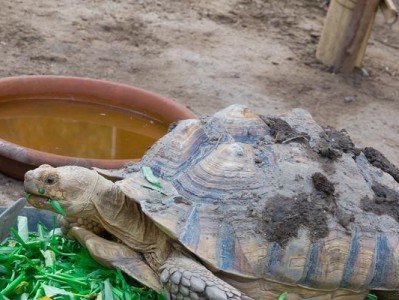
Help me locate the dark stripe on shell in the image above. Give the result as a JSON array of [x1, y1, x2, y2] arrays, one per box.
[[217, 223, 236, 270], [299, 241, 322, 286], [368, 233, 391, 288], [339, 230, 360, 288], [173, 177, 222, 204], [179, 204, 201, 250], [232, 134, 263, 144], [265, 242, 284, 276], [149, 164, 163, 178], [355, 153, 378, 187]]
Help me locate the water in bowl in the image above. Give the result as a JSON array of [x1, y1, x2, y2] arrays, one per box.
[[0, 99, 168, 159]]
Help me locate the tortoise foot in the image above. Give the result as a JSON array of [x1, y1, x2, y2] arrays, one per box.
[[160, 254, 253, 300]]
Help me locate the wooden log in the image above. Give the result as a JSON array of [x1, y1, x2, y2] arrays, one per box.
[[316, 0, 379, 73], [335, 0, 379, 73]]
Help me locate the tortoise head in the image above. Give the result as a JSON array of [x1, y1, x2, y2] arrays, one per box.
[[24, 164, 104, 218]]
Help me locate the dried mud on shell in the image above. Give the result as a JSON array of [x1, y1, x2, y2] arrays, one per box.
[[260, 116, 310, 144], [258, 170, 355, 246], [311, 172, 335, 195], [364, 147, 399, 183], [259, 192, 332, 246], [361, 183, 399, 222]]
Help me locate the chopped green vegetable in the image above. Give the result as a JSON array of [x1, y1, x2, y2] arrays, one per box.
[[24, 193, 32, 199], [42, 284, 73, 297], [142, 166, 162, 189], [48, 198, 66, 216], [17, 216, 29, 243], [103, 279, 115, 300], [0, 219, 162, 299], [38, 188, 46, 195], [41, 249, 56, 268], [366, 294, 378, 300], [278, 292, 287, 300]]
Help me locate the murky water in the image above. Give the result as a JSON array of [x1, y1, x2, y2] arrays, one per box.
[[0, 100, 168, 159]]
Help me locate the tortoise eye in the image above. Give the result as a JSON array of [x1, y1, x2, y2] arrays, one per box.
[[45, 175, 56, 185]]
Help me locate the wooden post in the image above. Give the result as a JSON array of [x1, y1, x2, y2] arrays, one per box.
[[334, 0, 379, 73], [316, 0, 379, 74]]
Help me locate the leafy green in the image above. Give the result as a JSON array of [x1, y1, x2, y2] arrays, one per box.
[[17, 216, 29, 243], [142, 166, 162, 189], [141, 166, 168, 195], [48, 198, 66, 216], [102, 279, 114, 300], [278, 292, 287, 300], [0, 219, 163, 299]]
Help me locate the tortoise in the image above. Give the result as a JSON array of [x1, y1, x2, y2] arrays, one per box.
[[24, 104, 399, 300]]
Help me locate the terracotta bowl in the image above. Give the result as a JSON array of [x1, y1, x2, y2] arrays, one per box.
[[0, 76, 196, 180]]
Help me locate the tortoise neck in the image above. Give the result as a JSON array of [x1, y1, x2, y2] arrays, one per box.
[[94, 182, 172, 267]]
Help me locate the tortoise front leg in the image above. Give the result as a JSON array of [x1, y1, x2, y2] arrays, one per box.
[[68, 226, 163, 293], [160, 254, 253, 300]]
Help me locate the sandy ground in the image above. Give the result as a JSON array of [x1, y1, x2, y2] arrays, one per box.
[[1, 0, 398, 206]]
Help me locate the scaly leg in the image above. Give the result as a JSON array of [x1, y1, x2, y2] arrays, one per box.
[[160, 253, 253, 300]]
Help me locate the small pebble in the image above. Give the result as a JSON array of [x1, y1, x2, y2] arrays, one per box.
[[343, 95, 355, 103]]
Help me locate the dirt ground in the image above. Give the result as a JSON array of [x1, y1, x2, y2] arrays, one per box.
[[1, 0, 398, 206]]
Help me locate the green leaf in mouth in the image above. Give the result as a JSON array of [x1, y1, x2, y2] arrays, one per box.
[[48, 198, 66, 216]]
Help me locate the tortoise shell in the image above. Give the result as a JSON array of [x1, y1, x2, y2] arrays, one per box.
[[118, 104, 399, 292]]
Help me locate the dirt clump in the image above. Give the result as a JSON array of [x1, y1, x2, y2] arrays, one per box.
[[317, 127, 358, 160], [259, 193, 331, 246], [361, 182, 399, 222], [363, 147, 399, 183], [259, 170, 358, 246], [311, 172, 335, 195], [260, 116, 309, 144]]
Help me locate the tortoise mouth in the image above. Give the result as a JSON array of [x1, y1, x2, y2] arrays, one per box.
[[26, 194, 52, 211]]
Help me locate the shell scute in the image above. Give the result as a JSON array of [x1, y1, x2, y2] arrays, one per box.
[[173, 142, 262, 202], [205, 104, 271, 145], [140, 119, 209, 179]]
